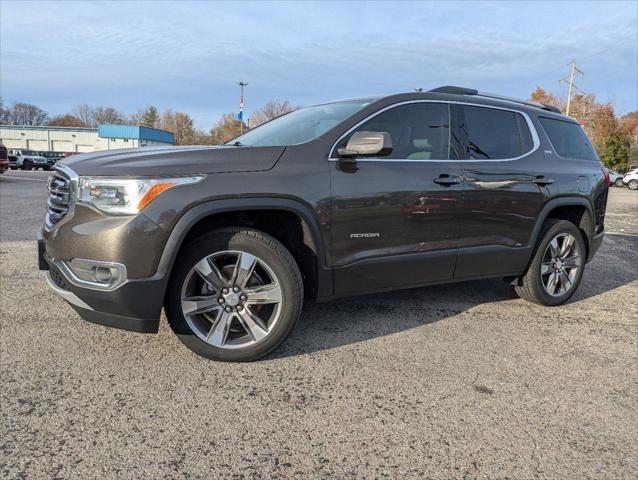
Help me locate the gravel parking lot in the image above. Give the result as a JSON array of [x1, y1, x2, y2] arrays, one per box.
[[1, 170, 637, 479]]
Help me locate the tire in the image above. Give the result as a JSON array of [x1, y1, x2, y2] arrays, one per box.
[[165, 227, 303, 362], [614, 178, 624, 187], [21, 161, 32, 170], [628, 179, 638, 190], [515, 219, 586, 306]]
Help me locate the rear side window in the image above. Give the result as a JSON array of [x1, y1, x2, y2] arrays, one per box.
[[461, 106, 533, 160], [539, 117, 598, 161]]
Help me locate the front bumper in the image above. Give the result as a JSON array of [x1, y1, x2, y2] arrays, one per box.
[[39, 234, 163, 333]]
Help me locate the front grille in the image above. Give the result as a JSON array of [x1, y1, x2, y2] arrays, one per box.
[[46, 171, 72, 226]]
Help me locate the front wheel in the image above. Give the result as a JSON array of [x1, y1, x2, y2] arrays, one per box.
[[515, 219, 586, 306], [628, 179, 638, 190], [165, 228, 303, 362]]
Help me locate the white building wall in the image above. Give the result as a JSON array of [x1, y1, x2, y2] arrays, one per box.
[[0, 126, 171, 152]]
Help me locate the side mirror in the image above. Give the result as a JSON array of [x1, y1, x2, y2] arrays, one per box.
[[337, 131, 393, 158]]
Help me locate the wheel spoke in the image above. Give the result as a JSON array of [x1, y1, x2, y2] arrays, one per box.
[[560, 270, 572, 291], [549, 238, 559, 258], [245, 283, 282, 304], [541, 262, 553, 275], [236, 307, 268, 342], [194, 257, 226, 291], [207, 310, 233, 347], [560, 235, 574, 258], [231, 252, 258, 288], [545, 271, 558, 294], [562, 255, 580, 269], [182, 296, 222, 315]]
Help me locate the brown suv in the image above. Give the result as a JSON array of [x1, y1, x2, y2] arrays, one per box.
[[38, 87, 608, 361]]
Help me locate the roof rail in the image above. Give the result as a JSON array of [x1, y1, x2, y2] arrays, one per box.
[[427, 85, 562, 114]]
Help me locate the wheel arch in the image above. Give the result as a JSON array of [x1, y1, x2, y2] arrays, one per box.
[[154, 197, 332, 301], [529, 196, 595, 260]]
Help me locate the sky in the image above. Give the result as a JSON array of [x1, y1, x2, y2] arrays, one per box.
[[1, 0, 636, 129]]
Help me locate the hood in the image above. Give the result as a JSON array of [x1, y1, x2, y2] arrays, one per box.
[[59, 145, 286, 176]]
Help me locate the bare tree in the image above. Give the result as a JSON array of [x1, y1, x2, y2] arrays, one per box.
[[6, 102, 49, 125], [93, 106, 124, 125], [47, 114, 88, 128], [72, 104, 96, 127], [250, 100, 298, 127], [0, 97, 9, 124]]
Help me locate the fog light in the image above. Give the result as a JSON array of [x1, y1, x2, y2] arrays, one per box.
[[94, 266, 113, 283], [58, 258, 127, 290]]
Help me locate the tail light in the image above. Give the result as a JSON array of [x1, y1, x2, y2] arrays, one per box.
[[602, 167, 611, 186]]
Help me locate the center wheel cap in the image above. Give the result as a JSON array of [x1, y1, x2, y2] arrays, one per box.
[[224, 292, 241, 307]]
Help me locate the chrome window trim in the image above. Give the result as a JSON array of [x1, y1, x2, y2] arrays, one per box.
[[328, 100, 541, 163]]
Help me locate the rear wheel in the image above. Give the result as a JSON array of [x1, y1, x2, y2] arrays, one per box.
[[614, 178, 624, 187], [165, 228, 303, 362], [515, 219, 586, 306], [628, 179, 638, 190]]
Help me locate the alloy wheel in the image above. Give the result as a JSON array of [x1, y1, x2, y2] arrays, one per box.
[[540, 233, 581, 297], [180, 250, 283, 349]]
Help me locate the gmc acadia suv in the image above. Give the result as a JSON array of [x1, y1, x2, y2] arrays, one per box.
[[38, 86, 608, 361]]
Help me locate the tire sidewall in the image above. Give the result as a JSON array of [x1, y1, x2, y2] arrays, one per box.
[[529, 220, 586, 306], [165, 228, 303, 362]]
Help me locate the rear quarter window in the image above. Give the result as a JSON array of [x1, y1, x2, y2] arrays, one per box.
[[539, 117, 598, 161]]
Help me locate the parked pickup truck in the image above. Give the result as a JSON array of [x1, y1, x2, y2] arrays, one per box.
[[39, 86, 609, 362], [8, 149, 49, 170]]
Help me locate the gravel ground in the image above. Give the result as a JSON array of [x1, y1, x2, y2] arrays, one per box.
[[1, 170, 637, 479]]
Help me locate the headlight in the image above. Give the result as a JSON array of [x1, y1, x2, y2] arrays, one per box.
[[78, 175, 205, 215]]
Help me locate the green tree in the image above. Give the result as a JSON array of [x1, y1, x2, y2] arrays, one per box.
[[141, 105, 160, 128], [598, 131, 631, 171]]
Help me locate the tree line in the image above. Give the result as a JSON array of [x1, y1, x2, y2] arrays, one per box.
[[1, 92, 635, 170], [0, 98, 297, 146]]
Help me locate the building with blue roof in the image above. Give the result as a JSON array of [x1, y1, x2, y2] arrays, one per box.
[[0, 124, 174, 153]]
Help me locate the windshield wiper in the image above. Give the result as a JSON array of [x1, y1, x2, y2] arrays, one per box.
[[228, 141, 248, 147]]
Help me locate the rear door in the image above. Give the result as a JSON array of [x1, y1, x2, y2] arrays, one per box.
[[329, 101, 465, 295], [454, 104, 550, 279]]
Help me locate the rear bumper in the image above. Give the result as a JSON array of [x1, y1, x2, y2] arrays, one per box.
[[39, 235, 163, 333]]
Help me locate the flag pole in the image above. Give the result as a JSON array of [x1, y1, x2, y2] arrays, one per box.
[[238, 81, 248, 134]]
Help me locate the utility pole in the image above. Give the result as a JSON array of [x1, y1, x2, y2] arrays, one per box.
[[237, 81, 248, 134], [560, 59, 584, 117]]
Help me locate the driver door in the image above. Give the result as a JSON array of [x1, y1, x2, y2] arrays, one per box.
[[329, 102, 465, 295]]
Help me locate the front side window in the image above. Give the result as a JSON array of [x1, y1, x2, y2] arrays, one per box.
[[229, 100, 374, 147], [339, 103, 451, 160], [461, 106, 531, 160], [539, 117, 598, 161]]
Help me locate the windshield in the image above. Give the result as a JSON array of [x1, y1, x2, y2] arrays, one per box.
[[228, 100, 374, 147], [23, 150, 37, 155]]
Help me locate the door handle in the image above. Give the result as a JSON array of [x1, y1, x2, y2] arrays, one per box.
[[433, 174, 460, 186], [532, 176, 554, 186]]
